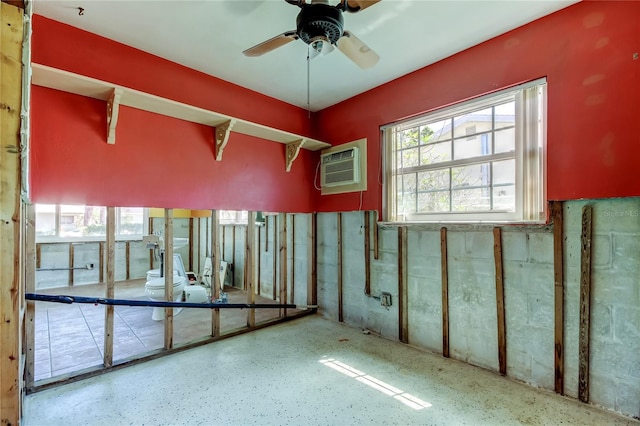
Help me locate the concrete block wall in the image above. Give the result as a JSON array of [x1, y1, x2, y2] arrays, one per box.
[[315, 199, 640, 419]]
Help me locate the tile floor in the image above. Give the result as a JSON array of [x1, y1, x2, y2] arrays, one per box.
[[33, 280, 298, 382], [24, 316, 639, 425]]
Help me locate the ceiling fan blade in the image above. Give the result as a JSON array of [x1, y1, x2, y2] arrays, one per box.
[[339, 0, 381, 13], [243, 31, 299, 57], [336, 31, 379, 68]]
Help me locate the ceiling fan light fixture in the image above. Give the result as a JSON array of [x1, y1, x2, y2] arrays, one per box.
[[310, 36, 335, 56]]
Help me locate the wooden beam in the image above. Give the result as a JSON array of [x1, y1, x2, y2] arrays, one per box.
[[247, 212, 256, 327], [551, 201, 565, 395], [222, 225, 226, 264], [272, 216, 277, 301], [36, 243, 41, 269], [0, 4, 24, 418], [68, 243, 75, 285], [257, 226, 262, 296], [25, 204, 36, 391], [285, 139, 305, 172], [1, 1, 25, 10], [164, 209, 174, 350], [578, 205, 593, 403], [364, 211, 371, 295], [337, 213, 343, 322], [291, 214, 295, 303], [125, 241, 131, 280], [373, 213, 379, 260], [493, 227, 507, 376], [103, 207, 116, 368], [211, 210, 221, 337], [441, 227, 450, 358], [214, 119, 235, 161], [148, 217, 154, 270], [308, 213, 317, 308], [243, 226, 248, 291], [265, 216, 269, 253], [106, 88, 123, 144], [279, 213, 288, 317], [232, 225, 236, 286], [398, 226, 408, 343], [188, 218, 194, 272]]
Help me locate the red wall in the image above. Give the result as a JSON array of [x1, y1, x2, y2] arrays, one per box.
[[314, 0, 640, 213], [30, 16, 318, 212]]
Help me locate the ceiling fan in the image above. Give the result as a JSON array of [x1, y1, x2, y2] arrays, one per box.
[[243, 0, 381, 69]]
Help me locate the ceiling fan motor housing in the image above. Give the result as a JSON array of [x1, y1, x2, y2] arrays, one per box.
[[296, 4, 344, 45]]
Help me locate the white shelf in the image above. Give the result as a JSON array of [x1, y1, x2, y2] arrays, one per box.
[[31, 63, 331, 152]]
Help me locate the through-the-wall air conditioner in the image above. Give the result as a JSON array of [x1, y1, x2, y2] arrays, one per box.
[[321, 147, 360, 188]]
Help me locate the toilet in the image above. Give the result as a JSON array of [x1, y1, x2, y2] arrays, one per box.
[[145, 275, 187, 321]]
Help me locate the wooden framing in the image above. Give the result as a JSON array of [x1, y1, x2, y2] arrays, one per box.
[[440, 227, 450, 357], [246, 212, 256, 327], [36, 243, 41, 269], [188, 218, 194, 272], [279, 213, 288, 317], [290, 214, 295, 303], [578, 205, 593, 403], [373, 213, 379, 260], [211, 210, 221, 337], [99, 241, 105, 283], [148, 217, 154, 270], [25, 204, 36, 391], [125, 241, 131, 280], [265, 216, 269, 253], [398, 226, 408, 343], [308, 213, 317, 308], [0, 3, 24, 422], [68, 243, 75, 285], [551, 201, 565, 395], [364, 211, 371, 295], [493, 227, 507, 375], [257, 226, 262, 295], [272, 216, 277, 300], [164, 209, 174, 350], [103, 207, 116, 368], [232, 225, 236, 286], [337, 213, 343, 323]]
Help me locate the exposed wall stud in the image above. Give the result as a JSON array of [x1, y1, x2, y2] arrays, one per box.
[[125, 241, 131, 280], [214, 119, 235, 161], [188, 218, 194, 272], [398, 226, 408, 343], [373, 213, 379, 260], [164, 209, 174, 349], [308, 213, 317, 308], [273, 217, 278, 300], [211, 210, 221, 337], [103, 207, 116, 367], [493, 227, 507, 375], [291, 214, 295, 303], [257, 226, 262, 295], [36, 243, 41, 269], [578, 205, 593, 403], [148, 217, 154, 270], [232, 225, 236, 287], [99, 241, 105, 283], [364, 211, 371, 295], [441, 227, 450, 358], [247, 212, 256, 327], [68, 243, 75, 286], [25, 204, 36, 391], [279, 213, 288, 317], [337, 213, 343, 323], [552, 201, 565, 395]]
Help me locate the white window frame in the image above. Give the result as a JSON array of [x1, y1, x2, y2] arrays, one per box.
[[383, 79, 546, 224], [35, 205, 149, 243]]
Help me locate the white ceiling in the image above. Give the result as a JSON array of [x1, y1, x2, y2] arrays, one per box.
[[33, 0, 577, 111]]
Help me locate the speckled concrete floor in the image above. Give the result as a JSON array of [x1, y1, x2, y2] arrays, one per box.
[[23, 316, 638, 426]]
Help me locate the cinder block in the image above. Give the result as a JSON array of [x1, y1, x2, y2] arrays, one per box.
[[612, 305, 640, 345], [612, 233, 640, 273], [527, 233, 553, 264], [465, 231, 494, 259], [526, 293, 554, 329], [408, 230, 441, 255], [502, 231, 528, 262]]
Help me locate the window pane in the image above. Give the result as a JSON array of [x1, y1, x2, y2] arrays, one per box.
[[59, 205, 106, 237], [399, 128, 419, 149], [119, 207, 144, 235], [401, 147, 419, 168], [423, 119, 450, 143], [494, 101, 515, 129], [493, 185, 516, 211], [35, 204, 56, 237], [494, 127, 515, 154], [452, 188, 491, 211], [417, 169, 449, 192], [418, 191, 450, 213], [454, 133, 492, 160], [402, 173, 417, 193], [420, 141, 451, 164], [493, 159, 515, 185], [451, 164, 490, 189], [453, 107, 492, 138]]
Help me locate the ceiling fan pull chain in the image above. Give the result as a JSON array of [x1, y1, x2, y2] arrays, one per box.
[[307, 46, 311, 118]]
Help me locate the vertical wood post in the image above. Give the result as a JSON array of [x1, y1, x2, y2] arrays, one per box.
[[99, 241, 105, 283], [578, 205, 593, 403], [279, 213, 288, 317], [36, 243, 41, 269], [552, 201, 565, 395], [247, 212, 256, 327], [364, 211, 371, 296], [398, 226, 408, 343], [125, 241, 131, 280], [103, 207, 116, 367], [25, 204, 36, 390], [164, 209, 174, 349], [308, 213, 317, 308], [272, 216, 278, 301], [265, 216, 269, 252], [68, 243, 75, 286], [291, 214, 295, 304], [148, 217, 154, 270], [232, 225, 236, 285], [188, 217, 194, 272], [337, 213, 343, 322], [243, 225, 248, 291], [211, 210, 221, 337], [441, 227, 450, 358], [373, 213, 379, 260], [0, 5, 24, 420], [257, 226, 262, 295], [493, 227, 507, 375]]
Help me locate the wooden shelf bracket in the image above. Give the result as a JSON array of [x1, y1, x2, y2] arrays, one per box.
[[285, 138, 305, 172], [106, 88, 123, 144], [214, 119, 235, 161]]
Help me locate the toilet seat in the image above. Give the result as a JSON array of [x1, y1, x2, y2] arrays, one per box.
[[145, 276, 185, 290]]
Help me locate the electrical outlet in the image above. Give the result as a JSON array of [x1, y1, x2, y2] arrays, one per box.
[[380, 292, 392, 307]]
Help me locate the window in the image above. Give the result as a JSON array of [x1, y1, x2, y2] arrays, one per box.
[[384, 79, 546, 223], [35, 204, 148, 241], [219, 210, 248, 225]]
